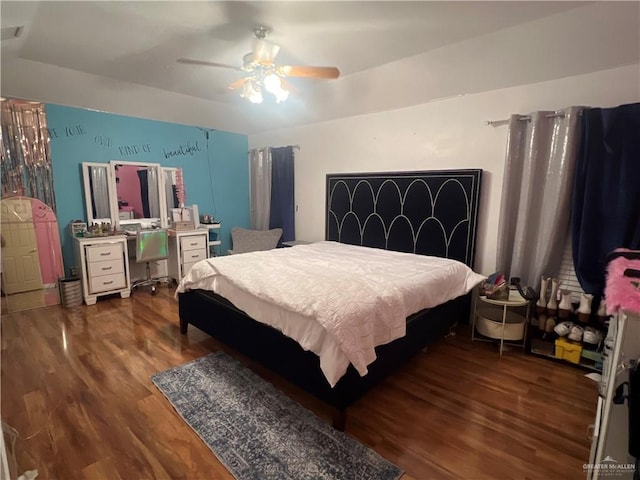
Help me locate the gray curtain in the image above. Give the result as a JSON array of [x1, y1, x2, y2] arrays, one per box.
[[147, 167, 160, 218], [496, 107, 583, 288], [249, 147, 272, 230]]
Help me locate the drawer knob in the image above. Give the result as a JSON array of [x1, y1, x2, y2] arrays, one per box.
[[100, 252, 111, 256], [104, 280, 113, 285], [102, 266, 112, 271]]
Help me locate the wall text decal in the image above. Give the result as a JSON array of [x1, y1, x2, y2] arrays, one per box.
[[162, 140, 202, 160], [48, 124, 87, 138], [118, 144, 152, 156], [94, 135, 113, 148]]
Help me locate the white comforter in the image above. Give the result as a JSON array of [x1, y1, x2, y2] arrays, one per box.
[[177, 241, 484, 386]]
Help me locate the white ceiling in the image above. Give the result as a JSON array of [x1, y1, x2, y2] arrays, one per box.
[[1, 1, 639, 134]]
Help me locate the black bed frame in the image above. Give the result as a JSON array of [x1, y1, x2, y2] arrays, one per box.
[[179, 169, 482, 429]]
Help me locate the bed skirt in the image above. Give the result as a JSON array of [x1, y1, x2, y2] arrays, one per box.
[[179, 289, 470, 427]]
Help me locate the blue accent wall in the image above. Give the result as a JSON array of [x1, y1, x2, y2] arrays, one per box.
[[46, 104, 249, 274]]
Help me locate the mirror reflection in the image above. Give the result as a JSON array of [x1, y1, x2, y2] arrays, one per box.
[[164, 168, 180, 211], [89, 165, 110, 219], [114, 163, 161, 221], [163, 167, 186, 226], [82, 163, 112, 224], [81, 161, 169, 228]]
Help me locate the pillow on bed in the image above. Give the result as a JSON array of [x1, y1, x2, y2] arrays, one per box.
[[229, 227, 283, 255]]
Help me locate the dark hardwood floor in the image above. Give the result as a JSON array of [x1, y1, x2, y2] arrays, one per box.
[[1, 287, 597, 479]]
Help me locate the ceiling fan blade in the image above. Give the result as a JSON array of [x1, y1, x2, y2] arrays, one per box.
[[177, 58, 242, 71], [277, 66, 340, 79], [280, 78, 297, 94], [228, 78, 248, 91]]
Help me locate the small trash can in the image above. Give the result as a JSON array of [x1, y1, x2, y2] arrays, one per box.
[[59, 277, 82, 308]]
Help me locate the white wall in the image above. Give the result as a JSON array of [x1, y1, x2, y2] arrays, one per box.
[[249, 65, 640, 274]]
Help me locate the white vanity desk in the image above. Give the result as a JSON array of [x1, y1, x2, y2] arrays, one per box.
[[73, 227, 217, 305], [73, 235, 131, 305], [78, 160, 217, 304], [167, 229, 209, 283]]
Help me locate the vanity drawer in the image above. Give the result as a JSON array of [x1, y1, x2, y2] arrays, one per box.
[[182, 249, 206, 264], [88, 258, 124, 277], [182, 261, 199, 277], [180, 235, 206, 252], [86, 243, 123, 263], [89, 272, 126, 293]]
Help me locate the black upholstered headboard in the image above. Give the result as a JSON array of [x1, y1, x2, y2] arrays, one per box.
[[326, 169, 482, 267]]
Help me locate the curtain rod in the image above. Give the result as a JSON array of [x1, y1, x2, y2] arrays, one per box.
[[248, 144, 300, 153], [485, 110, 585, 127], [485, 112, 565, 127]]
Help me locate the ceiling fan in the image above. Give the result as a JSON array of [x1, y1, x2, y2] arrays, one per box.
[[177, 26, 340, 104]]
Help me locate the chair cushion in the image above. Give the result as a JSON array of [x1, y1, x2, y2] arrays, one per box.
[[230, 227, 283, 254]]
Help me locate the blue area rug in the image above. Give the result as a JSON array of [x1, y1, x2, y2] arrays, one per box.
[[151, 352, 403, 480]]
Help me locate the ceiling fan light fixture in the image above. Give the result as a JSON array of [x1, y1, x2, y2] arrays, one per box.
[[241, 79, 263, 104], [263, 74, 289, 103], [252, 40, 280, 65], [177, 25, 338, 105], [273, 88, 289, 104]]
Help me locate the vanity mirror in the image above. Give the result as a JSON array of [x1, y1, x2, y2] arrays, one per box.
[[81, 161, 169, 229], [110, 161, 167, 229], [82, 162, 114, 225]]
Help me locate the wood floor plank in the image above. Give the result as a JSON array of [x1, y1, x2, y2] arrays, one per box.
[[1, 288, 597, 479], [82, 457, 123, 480]]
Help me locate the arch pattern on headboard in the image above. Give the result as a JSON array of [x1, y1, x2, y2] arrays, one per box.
[[325, 169, 482, 267]]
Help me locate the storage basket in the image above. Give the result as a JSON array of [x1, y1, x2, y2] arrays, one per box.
[[172, 221, 195, 231], [475, 306, 526, 341], [555, 338, 582, 364], [581, 349, 604, 371], [59, 277, 82, 308]]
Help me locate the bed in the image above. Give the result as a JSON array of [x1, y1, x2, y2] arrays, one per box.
[[178, 169, 483, 429]]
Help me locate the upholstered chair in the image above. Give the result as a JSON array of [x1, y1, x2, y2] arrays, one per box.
[[228, 227, 283, 255]]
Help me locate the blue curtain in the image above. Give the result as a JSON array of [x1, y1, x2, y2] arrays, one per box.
[[137, 170, 150, 218], [571, 103, 640, 296], [269, 146, 295, 243]]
